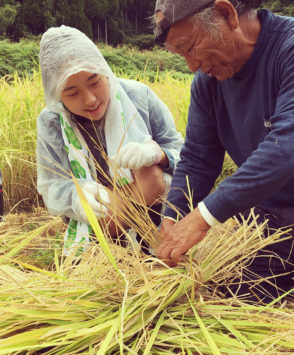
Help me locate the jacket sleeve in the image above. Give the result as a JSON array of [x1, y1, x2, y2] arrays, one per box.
[[36, 109, 84, 221], [164, 75, 225, 219], [118, 78, 184, 175], [145, 84, 184, 175]]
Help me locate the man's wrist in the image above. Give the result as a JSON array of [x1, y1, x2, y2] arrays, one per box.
[[197, 201, 219, 227]]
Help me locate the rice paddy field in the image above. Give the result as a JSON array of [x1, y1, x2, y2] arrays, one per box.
[[1, 63, 294, 354]]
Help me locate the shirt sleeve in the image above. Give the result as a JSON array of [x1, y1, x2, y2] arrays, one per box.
[[204, 41, 294, 223], [198, 201, 219, 226], [164, 74, 225, 220], [36, 109, 84, 221]]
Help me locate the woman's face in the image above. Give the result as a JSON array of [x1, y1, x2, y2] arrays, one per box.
[[60, 71, 110, 120]]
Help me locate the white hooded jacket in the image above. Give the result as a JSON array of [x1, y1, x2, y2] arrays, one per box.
[[37, 25, 183, 223]]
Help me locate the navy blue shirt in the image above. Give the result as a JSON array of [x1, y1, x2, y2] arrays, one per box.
[[165, 10, 294, 226]]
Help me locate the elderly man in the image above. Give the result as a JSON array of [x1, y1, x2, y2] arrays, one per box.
[[153, 0, 294, 303]]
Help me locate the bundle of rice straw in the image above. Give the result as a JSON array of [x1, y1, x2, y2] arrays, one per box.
[[0, 204, 293, 354]]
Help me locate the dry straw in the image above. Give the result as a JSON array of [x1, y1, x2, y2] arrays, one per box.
[[0, 199, 294, 353]]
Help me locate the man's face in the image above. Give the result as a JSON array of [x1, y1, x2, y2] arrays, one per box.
[[165, 16, 243, 81], [60, 71, 110, 120]]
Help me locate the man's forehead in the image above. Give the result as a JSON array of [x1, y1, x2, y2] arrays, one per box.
[[165, 18, 198, 50]]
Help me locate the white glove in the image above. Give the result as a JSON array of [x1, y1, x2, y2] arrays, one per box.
[[74, 181, 110, 222], [113, 140, 163, 170]]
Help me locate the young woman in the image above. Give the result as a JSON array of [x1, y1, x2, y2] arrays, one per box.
[[37, 25, 183, 253]]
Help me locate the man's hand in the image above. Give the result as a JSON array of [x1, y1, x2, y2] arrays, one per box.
[[157, 208, 210, 265], [160, 217, 176, 236]]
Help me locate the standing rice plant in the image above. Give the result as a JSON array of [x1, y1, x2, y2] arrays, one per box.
[[0, 69, 190, 214], [0, 71, 45, 212], [136, 73, 192, 137]]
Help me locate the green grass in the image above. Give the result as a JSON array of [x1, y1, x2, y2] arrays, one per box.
[[0, 39, 191, 80], [261, 0, 294, 16], [0, 39, 40, 78]]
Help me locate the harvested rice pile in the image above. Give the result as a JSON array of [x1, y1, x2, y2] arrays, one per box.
[[0, 209, 293, 354]]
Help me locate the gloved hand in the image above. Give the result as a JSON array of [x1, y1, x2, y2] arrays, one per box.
[[113, 140, 164, 170], [74, 181, 110, 222]]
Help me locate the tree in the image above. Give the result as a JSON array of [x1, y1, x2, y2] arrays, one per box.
[[43, 0, 56, 30], [21, 0, 48, 34], [54, 0, 92, 38], [85, 0, 120, 42], [4, 0, 159, 44], [0, 3, 19, 34], [125, 0, 156, 33], [84, 0, 107, 41]]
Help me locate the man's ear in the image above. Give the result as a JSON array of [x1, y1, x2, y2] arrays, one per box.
[[214, 0, 239, 30]]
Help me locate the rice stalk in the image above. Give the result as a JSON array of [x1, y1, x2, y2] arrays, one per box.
[[1, 168, 293, 353], [0, 212, 294, 354]]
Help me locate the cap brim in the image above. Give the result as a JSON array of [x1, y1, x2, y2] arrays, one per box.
[[154, 29, 169, 46], [153, 17, 171, 46]]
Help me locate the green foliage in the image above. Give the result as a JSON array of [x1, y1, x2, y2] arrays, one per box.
[[0, 39, 39, 77], [22, 0, 46, 34], [261, 0, 294, 16], [0, 39, 191, 80], [0, 3, 18, 34], [123, 34, 155, 49], [2, 0, 157, 45], [0, 0, 18, 6], [54, 0, 93, 38], [0, 0, 293, 45]]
